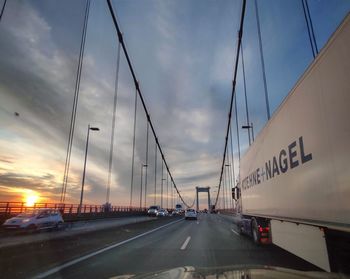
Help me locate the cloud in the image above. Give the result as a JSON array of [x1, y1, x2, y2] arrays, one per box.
[[1, 0, 344, 208]]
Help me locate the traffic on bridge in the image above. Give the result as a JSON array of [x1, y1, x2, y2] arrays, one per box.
[[0, 0, 349, 278]]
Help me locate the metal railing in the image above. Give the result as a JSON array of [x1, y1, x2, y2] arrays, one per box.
[[0, 202, 147, 215]]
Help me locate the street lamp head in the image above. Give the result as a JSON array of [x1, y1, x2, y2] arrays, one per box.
[[143, 164, 148, 167], [90, 127, 100, 131], [242, 125, 251, 129], [225, 164, 230, 167]]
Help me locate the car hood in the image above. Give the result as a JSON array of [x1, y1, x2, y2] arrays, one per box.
[[110, 265, 347, 279], [4, 217, 31, 224]]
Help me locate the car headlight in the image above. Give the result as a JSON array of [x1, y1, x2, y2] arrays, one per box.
[[22, 218, 31, 223]]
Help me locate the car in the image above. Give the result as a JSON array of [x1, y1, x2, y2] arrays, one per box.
[[172, 209, 183, 216], [147, 205, 160, 216], [175, 203, 183, 213], [185, 208, 197, 220], [156, 209, 168, 217], [2, 208, 64, 231]]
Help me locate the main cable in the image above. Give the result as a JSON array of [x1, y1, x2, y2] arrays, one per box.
[[214, 0, 246, 207], [107, 0, 194, 208]]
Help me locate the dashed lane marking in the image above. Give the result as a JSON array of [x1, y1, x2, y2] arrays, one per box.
[[180, 236, 191, 250], [34, 218, 184, 278]]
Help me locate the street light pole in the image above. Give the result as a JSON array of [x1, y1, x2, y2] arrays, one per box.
[[79, 124, 99, 213]]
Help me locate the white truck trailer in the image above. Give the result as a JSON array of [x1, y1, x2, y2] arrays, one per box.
[[232, 13, 350, 273]]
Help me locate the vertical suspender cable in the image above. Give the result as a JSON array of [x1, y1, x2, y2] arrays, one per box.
[[223, 164, 226, 209], [301, 0, 316, 58], [129, 87, 138, 207], [161, 159, 164, 208], [304, 0, 318, 54], [301, 0, 318, 58], [166, 172, 169, 209], [241, 43, 251, 145], [61, 0, 90, 203], [226, 161, 230, 209], [234, 94, 241, 161], [144, 121, 149, 207], [227, 144, 233, 209], [254, 0, 270, 120], [154, 142, 157, 204], [106, 42, 121, 204], [0, 0, 7, 22], [229, 124, 236, 209]]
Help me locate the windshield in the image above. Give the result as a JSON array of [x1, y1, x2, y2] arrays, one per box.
[[16, 209, 43, 218], [17, 212, 35, 218], [0, 1, 349, 278]]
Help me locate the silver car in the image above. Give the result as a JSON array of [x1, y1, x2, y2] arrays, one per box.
[[147, 205, 160, 216], [2, 209, 64, 231], [156, 209, 168, 217], [185, 208, 197, 220]]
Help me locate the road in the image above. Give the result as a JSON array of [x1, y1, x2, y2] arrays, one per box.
[[35, 213, 319, 278], [0, 216, 155, 249]]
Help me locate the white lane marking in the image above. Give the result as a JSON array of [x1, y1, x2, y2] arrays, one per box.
[[231, 228, 240, 236], [196, 221, 199, 225], [180, 236, 191, 250], [34, 218, 184, 279]]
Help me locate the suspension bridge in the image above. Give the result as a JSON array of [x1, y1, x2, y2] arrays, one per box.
[[0, 0, 349, 277]]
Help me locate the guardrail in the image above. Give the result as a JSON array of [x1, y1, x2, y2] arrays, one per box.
[[0, 202, 147, 215]]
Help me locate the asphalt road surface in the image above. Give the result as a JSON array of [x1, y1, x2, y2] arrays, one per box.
[[36, 213, 319, 278]]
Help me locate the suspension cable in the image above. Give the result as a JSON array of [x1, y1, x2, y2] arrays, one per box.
[[154, 142, 157, 204], [304, 0, 318, 54], [301, 0, 318, 58], [0, 0, 7, 22], [229, 123, 235, 185], [161, 159, 164, 208], [254, 0, 270, 120], [107, 0, 194, 208], [214, 0, 246, 207], [106, 41, 121, 204], [166, 172, 169, 209], [129, 87, 138, 207], [241, 42, 251, 145], [234, 94, 241, 161], [61, 0, 91, 203], [144, 121, 149, 207]]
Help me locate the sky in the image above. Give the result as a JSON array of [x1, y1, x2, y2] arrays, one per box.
[[0, 0, 349, 209]]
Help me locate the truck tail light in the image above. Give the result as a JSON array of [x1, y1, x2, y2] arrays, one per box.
[[258, 226, 269, 233]]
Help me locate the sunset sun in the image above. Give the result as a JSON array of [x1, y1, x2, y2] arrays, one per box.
[[25, 194, 39, 206]]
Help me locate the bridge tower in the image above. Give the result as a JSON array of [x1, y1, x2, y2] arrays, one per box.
[[196, 186, 211, 212]]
